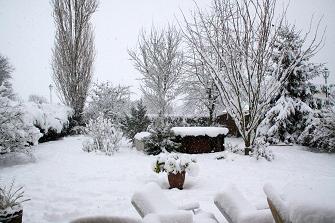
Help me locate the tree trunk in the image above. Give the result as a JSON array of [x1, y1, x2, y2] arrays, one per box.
[[244, 132, 252, 155]]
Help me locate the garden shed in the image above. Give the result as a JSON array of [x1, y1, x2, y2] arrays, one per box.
[[171, 127, 229, 154]]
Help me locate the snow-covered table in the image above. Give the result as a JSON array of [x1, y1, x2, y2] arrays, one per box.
[[282, 180, 335, 223]]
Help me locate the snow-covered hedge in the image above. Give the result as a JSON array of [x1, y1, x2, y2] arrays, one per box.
[[23, 102, 73, 135], [82, 114, 123, 156], [0, 94, 41, 154], [152, 153, 199, 176]]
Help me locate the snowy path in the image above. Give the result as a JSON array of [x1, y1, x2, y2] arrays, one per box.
[[1, 136, 335, 223]]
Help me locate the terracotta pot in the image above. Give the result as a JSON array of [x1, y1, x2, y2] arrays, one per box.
[[168, 171, 186, 190], [0, 209, 23, 223]]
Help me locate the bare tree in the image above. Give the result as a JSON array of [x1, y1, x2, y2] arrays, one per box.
[[181, 0, 323, 154], [128, 25, 184, 121], [52, 0, 98, 124], [182, 48, 220, 125]]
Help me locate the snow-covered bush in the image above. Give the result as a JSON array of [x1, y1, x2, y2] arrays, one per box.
[[28, 94, 48, 104], [299, 108, 335, 153], [23, 101, 73, 142], [85, 82, 131, 124], [0, 95, 41, 154], [143, 120, 180, 155], [0, 55, 41, 154], [253, 144, 274, 161], [83, 114, 123, 156], [0, 181, 29, 215], [225, 142, 244, 154], [153, 153, 199, 176]]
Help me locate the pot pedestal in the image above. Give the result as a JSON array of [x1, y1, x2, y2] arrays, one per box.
[[168, 171, 186, 190]]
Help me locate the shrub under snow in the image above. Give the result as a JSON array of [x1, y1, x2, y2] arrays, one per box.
[[0, 86, 41, 154], [153, 153, 199, 176], [299, 108, 335, 153], [23, 102, 73, 136], [83, 114, 123, 156]]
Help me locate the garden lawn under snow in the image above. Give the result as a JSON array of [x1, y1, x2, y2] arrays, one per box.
[[1, 136, 335, 223]]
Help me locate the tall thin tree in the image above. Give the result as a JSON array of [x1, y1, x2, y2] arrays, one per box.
[[52, 0, 98, 124]]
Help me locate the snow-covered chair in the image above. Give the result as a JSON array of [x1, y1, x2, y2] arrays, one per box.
[[70, 216, 142, 223], [263, 184, 290, 223], [131, 182, 218, 223], [214, 184, 273, 223]]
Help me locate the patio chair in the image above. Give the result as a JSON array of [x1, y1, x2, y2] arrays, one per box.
[[70, 216, 142, 223], [131, 182, 218, 223], [263, 184, 290, 223], [214, 184, 273, 223]]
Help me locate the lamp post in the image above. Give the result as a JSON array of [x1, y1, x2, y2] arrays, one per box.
[[323, 68, 330, 106], [49, 84, 53, 104], [323, 68, 329, 99]]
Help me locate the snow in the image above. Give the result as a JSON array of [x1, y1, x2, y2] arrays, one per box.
[[171, 127, 229, 137], [143, 211, 193, 223], [214, 184, 273, 223], [1, 137, 335, 223], [23, 102, 73, 134], [134, 132, 151, 141]]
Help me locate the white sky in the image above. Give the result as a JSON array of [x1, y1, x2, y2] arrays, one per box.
[[0, 0, 334, 102]]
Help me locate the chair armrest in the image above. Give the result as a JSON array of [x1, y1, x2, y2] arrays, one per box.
[[177, 202, 200, 211]]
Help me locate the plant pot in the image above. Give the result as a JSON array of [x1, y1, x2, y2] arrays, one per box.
[[168, 171, 186, 190], [0, 209, 23, 223]]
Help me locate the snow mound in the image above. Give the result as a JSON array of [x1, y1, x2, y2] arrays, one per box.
[[131, 182, 177, 217], [23, 102, 73, 134], [134, 132, 151, 140], [215, 184, 273, 223], [171, 127, 229, 137]]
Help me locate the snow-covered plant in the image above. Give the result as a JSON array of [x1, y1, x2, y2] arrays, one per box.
[[182, 1, 323, 154], [153, 153, 199, 176], [299, 108, 335, 153], [129, 25, 184, 120], [85, 81, 131, 124], [122, 100, 151, 141], [252, 139, 274, 161], [28, 94, 48, 104], [83, 114, 123, 156], [258, 26, 325, 145], [23, 101, 73, 137], [0, 181, 29, 212], [143, 119, 180, 155], [225, 142, 244, 154], [0, 55, 41, 154]]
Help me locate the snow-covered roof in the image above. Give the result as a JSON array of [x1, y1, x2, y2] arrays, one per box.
[[171, 127, 229, 137], [134, 132, 151, 140]]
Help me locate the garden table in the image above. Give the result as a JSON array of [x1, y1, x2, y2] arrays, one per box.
[[282, 180, 335, 223]]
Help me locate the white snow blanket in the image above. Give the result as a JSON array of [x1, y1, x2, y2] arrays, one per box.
[[282, 181, 335, 223], [134, 132, 151, 141], [171, 127, 229, 137]]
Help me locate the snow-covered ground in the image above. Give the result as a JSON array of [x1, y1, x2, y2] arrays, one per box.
[[1, 136, 335, 223]]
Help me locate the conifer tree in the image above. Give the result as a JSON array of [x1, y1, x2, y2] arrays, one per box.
[[258, 25, 324, 144], [122, 100, 151, 141]]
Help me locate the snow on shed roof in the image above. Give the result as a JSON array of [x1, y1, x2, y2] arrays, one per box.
[[171, 127, 229, 137]]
